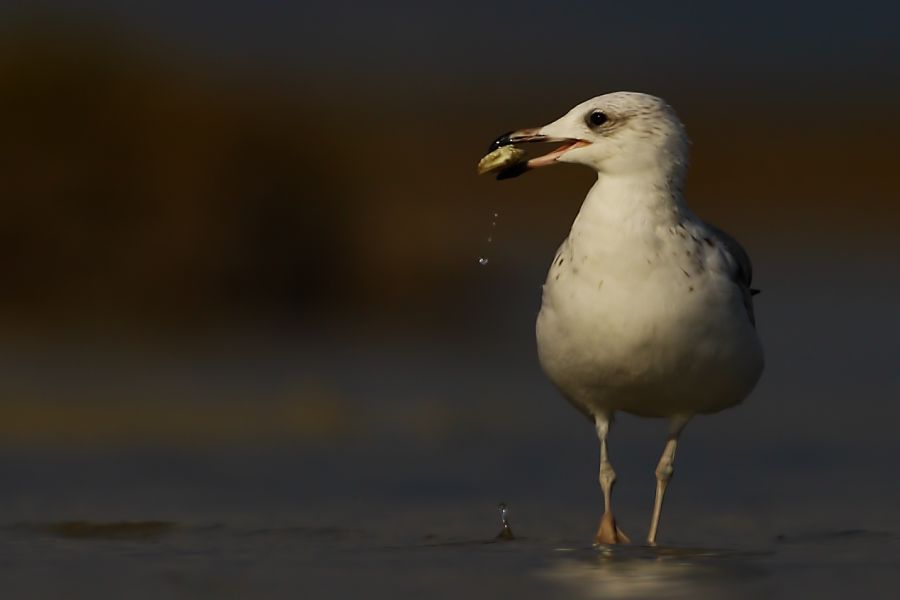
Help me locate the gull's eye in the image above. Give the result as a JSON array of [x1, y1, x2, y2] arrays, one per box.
[[588, 111, 608, 127]]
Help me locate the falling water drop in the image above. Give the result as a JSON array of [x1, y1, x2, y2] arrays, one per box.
[[498, 503, 509, 523], [477, 211, 500, 268]]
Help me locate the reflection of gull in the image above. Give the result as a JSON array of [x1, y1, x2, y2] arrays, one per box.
[[540, 556, 699, 599], [487, 92, 764, 544], [538, 546, 764, 600]]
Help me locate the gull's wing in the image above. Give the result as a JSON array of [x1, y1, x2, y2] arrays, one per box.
[[703, 222, 758, 327]]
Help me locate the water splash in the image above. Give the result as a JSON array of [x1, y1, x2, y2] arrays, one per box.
[[496, 502, 514, 540]]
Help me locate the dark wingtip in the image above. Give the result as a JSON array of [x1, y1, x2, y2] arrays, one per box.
[[750, 288, 761, 296], [489, 131, 514, 152]]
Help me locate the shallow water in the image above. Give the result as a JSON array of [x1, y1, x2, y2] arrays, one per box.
[[1, 513, 898, 599], [1, 435, 899, 599]]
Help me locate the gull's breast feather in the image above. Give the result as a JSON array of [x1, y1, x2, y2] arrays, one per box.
[[535, 222, 764, 418]]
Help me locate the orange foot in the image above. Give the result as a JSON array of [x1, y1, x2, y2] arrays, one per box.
[[594, 511, 631, 545]]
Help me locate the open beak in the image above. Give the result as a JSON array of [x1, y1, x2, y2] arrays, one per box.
[[488, 128, 590, 179]]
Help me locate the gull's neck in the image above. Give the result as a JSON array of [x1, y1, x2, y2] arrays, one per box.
[[570, 167, 691, 238]]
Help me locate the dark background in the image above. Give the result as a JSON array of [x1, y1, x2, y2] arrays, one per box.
[[0, 1, 899, 597]]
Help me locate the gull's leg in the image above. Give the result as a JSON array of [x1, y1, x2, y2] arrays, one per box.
[[594, 412, 630, 545], [647, 415, 691, 546]]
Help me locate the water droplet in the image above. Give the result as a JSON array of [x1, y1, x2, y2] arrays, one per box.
[[498, 503, 509, 524], [496, 502, 514, 540], [477, 210, 500, 268]]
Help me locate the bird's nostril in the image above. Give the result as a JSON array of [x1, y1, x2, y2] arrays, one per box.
[[489, 131, 514, 152]]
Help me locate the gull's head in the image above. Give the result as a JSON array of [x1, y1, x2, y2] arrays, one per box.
[[491, 92, 689, 180]]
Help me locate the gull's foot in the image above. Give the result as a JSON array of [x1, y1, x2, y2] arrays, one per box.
[[594, 511, 631, 545]]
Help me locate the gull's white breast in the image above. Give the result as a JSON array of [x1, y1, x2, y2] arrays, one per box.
[[536, 215, 764, 419]]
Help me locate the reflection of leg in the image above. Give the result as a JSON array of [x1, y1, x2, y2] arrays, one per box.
[[594, 412, 629, 544], [647, 415, 690, 546]]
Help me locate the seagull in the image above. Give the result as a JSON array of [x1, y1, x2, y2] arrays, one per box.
[[486, 92, 764, 546]]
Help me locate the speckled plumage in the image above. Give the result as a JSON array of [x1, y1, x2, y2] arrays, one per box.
[[497, 91, 764, 545], [532, 93, 763, 421]]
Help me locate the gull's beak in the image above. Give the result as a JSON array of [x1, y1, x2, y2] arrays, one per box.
[[489, 127, 590, 180]]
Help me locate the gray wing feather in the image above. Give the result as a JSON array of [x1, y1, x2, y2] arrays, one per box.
[[703, 222, 758, 326]]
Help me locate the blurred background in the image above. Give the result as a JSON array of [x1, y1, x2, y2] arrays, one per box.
[[0, 1, 899, 597]]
